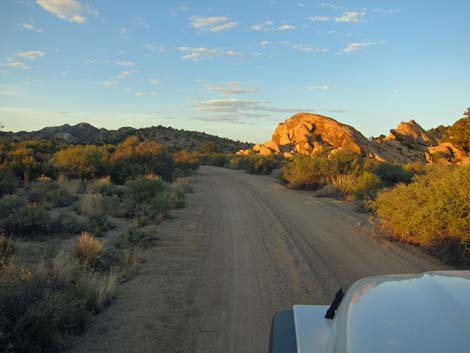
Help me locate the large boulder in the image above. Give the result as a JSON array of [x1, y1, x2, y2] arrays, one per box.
[[239, 112, 469, 165]]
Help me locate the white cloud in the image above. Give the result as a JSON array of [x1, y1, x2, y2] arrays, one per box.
[[21, 23, 44, 32], [291, 44, 328, 53], [196, 98, 265, 112], [190, 16, 238, 32], [149, 79, 160, 86], [319, 2, 342, 10], [36, 0, 87, 23], [100, 81, 115, 87], [1, 58, 30, 69], [339, 41, 379, 54], [309, 16, 330, 22], [144, 43, 166, 53], [308, 85, 336, 91], [207, 82, 257, 95], [195, 98, 315, 114], [335, 11, 365, 23], [278, 24, 296, 31], [16, 50, 45, 60], [250, 20, 276, 31], [373, 8, 400, 15], [115, 70, 135, 79], [115, 60, 136, 67], [135, 91, 157, 97], [178, 47, 240, 62]]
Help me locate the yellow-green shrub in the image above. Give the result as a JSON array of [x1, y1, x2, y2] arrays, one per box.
[[370, 165, 470, 266]]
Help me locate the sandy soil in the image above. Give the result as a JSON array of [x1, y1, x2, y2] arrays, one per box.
[[68, 166, 448, 353]]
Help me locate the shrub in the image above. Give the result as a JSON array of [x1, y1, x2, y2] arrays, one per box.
[[331, 174, 357, 196], [0, 234, 14, 264], [0, 194, 26, 219], [0, 253, 117, 353], [206, 153, 231, 167], [1, 205, 49, 236], [352, 171, 383, 200], [73, 232, 103, 265], [26, 180, 77, 208], [53, 145, 103, 179], [282, 154, 330, 189], [371, 162, 413, 186], [125, 175, 165, 202], [370, 165, 470, 266], [174, 150, 200, 175], [78, 193, 106, 217], [0, 170, 19, 196]]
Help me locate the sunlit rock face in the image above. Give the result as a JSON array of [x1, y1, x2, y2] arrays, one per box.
[[238, 113, 470, 165]]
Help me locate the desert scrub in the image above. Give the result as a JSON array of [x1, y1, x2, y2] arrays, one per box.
[[282, 154, 331, 189], [125, 175, 164, 202], [0, 253, 118, 353], [351, 171, 383, 200], [0, 234, 14, 264], [73, 231, 103, 265], [1, 205, 49, 237], [77, 193, 111, 235], [0, 170, 19, 197], [370, 165, 470, 266], [25, 180, 77, 208], [331, 174, 357, 197]]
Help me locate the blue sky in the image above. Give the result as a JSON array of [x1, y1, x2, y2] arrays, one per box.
[[1, 0, 469, 143]]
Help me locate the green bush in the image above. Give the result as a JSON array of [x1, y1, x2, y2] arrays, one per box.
[[206, 153, 231, 167], [26, 180, 77, 208], [371, 162, 413, 186], [78, 193, 106, 217], [0, 194, 27, 219], [125, 175, 165, 202], [352, 171, 383, 200], [0, 170, 19, 197], [0, 254, 117, 353], [1, 205, 49, 237], [282, 154, 331, 189], [370, 165, 470, 266]]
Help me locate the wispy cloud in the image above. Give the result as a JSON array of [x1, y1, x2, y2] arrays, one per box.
[[1, 58, 30, 69], [195, 98, 315, 114], [309, 16, 330, 22], [178, 47, 240, 62], [115, 60, 136, 67], [335, 11, 366, 23], [190, 16, 238, 32], [251, 21, 296, 32], [144, 43, 166, 53], [207, 82, 257, 95], [250, 21, 274, 31], [16, 50, 45, 60], [36, 0, 88, 23], [135, 91, 157, 97], [20, 23, 44, 32], [373, 8, 400, 15], [99, 70, 137, 87], [149, 79, 160, 86], [319, 2, 342, 10], [278, 24, 296, 31], [307, 85, 336, 91], [291, 44, 328, 53], [339, 41, 380, 54]]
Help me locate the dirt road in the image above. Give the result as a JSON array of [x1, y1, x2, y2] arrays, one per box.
[[69, 166, 447, 353]]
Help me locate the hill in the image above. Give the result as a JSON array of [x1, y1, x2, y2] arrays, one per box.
[[0, 123, 252, 153], [238, 112, 470, 165]]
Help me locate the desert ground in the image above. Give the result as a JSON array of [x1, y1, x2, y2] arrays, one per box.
[[68, 166, 447, 353]]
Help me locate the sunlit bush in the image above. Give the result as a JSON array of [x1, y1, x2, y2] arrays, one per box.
[[370, 165, 470, 266]]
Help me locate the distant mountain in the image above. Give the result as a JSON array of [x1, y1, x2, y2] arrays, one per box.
[[0, 123, 252, 153], [238, 112, 470, 165]]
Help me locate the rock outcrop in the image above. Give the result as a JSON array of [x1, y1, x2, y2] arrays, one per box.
[[238, 113, 470, 165]]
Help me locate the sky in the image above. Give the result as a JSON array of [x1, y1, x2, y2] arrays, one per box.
[[1, 0, 469, 143]]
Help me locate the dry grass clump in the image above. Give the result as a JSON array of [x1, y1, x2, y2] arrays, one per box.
[[74, 231, 103, 265], [78, 193, 106, 216]]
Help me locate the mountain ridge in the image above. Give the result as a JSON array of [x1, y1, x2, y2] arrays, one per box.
[[0, 123, 252, 153]]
